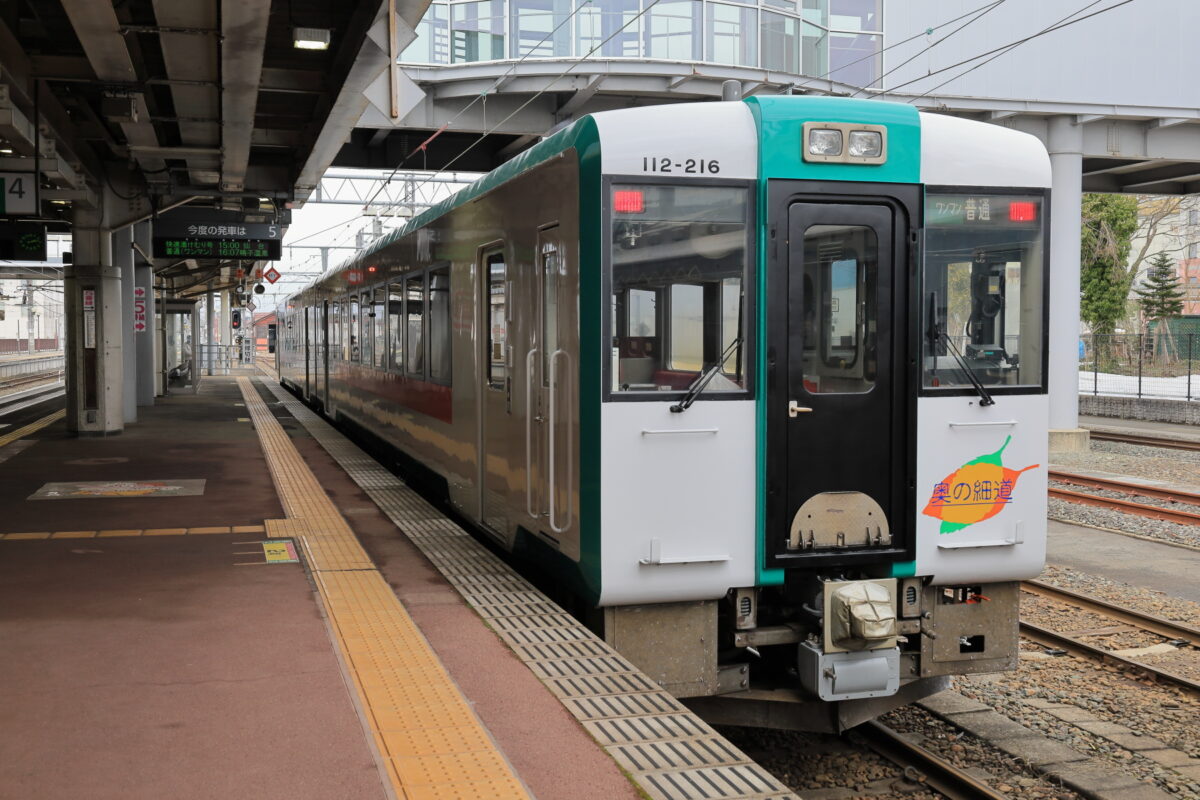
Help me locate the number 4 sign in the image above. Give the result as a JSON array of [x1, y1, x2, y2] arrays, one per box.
[[0, 172, 37, 215]]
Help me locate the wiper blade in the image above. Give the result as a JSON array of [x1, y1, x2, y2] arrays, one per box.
[[670, 336, 742, 413], [937, 331, 995, 407], [926, 291, 993, 407]]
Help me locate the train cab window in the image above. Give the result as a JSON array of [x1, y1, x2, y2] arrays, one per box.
[[429, 267, 452, 383], [800, 225, 878, 394], [388, 283, 404, 372], [406, 274, 426, 376], [486, 251, 507, 390], [922, 191, 1047, 390], [372, 287, 387, 369], [610, 183, 750, 395]]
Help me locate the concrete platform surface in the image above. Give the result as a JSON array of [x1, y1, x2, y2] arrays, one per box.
[[0, 534, 384, 800], [1080, 414, 1200, 440], [1047, 519, 1200, 603]]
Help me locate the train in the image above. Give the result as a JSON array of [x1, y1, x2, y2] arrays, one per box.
[[277, 96, 1050, 731]]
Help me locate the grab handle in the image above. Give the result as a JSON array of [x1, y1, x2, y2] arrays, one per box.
[[549, 349, 572, 534], [525, 348, 538, 519]]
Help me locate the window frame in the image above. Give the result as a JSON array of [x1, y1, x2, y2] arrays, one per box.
[[405, 270, 428, 379], [601, 175, 757, 403], [919, 184, 1051, 398], [482, 245, 509, 392]]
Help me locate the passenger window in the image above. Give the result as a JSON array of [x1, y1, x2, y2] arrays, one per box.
[[429, 267, 452, 383], [610, 183, 749, 394], [542, 242, 561, 386], [329, 301, 341, 358], [486, 250, 507, 390], [406, 274, 425, 377], [372, 287, 386, 369], [801, 224, 877, 394], [388, 283, 404, 372], [359, 293, 373, 366], [348, 296, 360, 362]]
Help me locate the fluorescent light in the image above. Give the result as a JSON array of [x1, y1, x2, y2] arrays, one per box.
[[293, 27, 331, 50], [0, 147, 12, 155]]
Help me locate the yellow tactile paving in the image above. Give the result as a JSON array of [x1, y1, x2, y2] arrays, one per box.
[[1, 526, 265, 541], [236, 377, 529, 800], [0, 408, 65, 449], [5, 532, 49, 540], [50, 531, 97, 539]]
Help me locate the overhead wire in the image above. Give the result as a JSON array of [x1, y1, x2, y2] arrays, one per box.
[[371, 0, 668, 226], [849, 0, 1009, 97], [789, 0, 1009, 95], [360, 0, 596, 210], [885, 0, 1134, 100]]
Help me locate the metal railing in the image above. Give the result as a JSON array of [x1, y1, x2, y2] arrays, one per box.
[[1079, 333, 1200, 400]]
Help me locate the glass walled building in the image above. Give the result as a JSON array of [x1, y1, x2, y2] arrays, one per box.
[[401, 0, 882, 87]]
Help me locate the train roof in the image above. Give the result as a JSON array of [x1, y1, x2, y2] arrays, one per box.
[[284, 97, 1050, 304]]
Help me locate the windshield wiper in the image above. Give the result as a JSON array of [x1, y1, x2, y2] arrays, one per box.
[[670, 336, 743, 413], [926, 292, 994, 407]]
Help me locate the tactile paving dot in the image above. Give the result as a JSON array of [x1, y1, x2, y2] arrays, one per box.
[[260, 377, 799, 800], [237, 378, 529, 800]]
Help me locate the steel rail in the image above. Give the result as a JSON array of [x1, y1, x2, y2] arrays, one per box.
[[1022, 579, 1200, 647], [1047, 486, 1200, 526], [0, 369, 65, 394], [1088, 430, 1200, 452], [854, 720, 1013, 800], [1019, 621, 1200, 698], [1049, 470, 1200, 506]]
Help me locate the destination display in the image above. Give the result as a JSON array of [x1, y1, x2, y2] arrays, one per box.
[[925, 194, 1042, 228], [0, 221, 47, 261], [153, 237, 281, 260]]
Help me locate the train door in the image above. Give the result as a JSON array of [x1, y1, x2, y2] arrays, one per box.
[[767, 199, 910, 567], [525, 227, 575, 548], [479, 243, 515, 540]]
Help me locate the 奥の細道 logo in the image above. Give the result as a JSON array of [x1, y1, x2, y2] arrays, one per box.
[[922, 436, 1038, 534]]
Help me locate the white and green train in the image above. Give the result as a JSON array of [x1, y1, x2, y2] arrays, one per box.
[[278, 96, 1049, 731]]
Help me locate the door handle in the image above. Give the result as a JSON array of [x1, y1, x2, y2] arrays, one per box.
[[788, 400, 812, 418]]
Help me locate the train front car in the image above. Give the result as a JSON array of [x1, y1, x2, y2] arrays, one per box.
[[595, 98, 1050, 731]]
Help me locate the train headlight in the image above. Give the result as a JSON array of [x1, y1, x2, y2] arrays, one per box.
[[848, 130, 883, 158], [807, 128, 843, 157]]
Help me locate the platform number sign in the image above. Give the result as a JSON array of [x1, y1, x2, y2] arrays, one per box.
[[0, 172, 38, 216], [132, 286, 147, 333]]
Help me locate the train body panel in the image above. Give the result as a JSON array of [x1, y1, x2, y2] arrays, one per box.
[[276, 96, 1054, 726], [599, 400, 757, 606]]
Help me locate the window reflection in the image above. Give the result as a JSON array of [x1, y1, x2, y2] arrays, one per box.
[[398, 0, 881, 88]]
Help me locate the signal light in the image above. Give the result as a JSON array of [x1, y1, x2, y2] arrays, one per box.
[[232, 310, 242, 329], [1008, 201, 1037, 222], [614, 190, 645, 214]]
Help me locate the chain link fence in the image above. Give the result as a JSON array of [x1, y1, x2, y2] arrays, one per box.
[[1079, 333, 1200, 400]]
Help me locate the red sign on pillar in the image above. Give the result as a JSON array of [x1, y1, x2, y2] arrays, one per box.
[[132, 286, 147, 333]]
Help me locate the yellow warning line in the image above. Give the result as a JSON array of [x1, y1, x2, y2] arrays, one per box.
[[236, 376, 529, 800], [0, 525, 265, 540], [0, 409, 65, 449]]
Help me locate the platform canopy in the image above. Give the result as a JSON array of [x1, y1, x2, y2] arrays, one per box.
[[1, 0, 430, 294]]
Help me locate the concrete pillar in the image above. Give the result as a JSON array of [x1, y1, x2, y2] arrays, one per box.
[[134, 221, 156, 405], [205, 281, 215, 376], [114, 226, 136, 424], [1046, 116, 1089, 453], [64, 208, 123, 435]]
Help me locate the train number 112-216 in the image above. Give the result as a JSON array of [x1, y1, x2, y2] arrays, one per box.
[[642, 157, 720, 175]]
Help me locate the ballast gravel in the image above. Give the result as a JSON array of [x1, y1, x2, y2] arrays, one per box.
[[1047, 497, 1200, 549], [1053, 441, 1200, 491]]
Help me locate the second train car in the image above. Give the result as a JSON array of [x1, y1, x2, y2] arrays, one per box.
[[278, 96, 1050, 731]]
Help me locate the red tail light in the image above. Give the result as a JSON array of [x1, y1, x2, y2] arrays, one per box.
[[1008, 201, 1037, 222], [614, 190, 645, 214]]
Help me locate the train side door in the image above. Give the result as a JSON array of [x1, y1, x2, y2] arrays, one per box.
[[768, 200, 909, 566], [525, 227, 575, 549], [480, 244, 515, 540]]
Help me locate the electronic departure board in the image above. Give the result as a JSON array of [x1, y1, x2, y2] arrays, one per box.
[[153, 237, 282, 260]]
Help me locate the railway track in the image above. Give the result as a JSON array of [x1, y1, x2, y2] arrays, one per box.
[[854, 720, 1013, 800], [0, 369, 63, 395], [1088, 429, 1200, 452], [1047, 469, 1200, 526], [1019, 580, 1200, 699]]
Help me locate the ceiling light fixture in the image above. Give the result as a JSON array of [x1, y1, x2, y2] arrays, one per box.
[[292, 26, 331, 50]]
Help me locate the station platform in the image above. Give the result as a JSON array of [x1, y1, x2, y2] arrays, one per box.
[[1080, 414, 1200, 442], [0, 372, 795, 800]]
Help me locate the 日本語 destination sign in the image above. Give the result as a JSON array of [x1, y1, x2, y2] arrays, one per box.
[[152, 220, 283, 260], [153, 237, 282, 260]]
